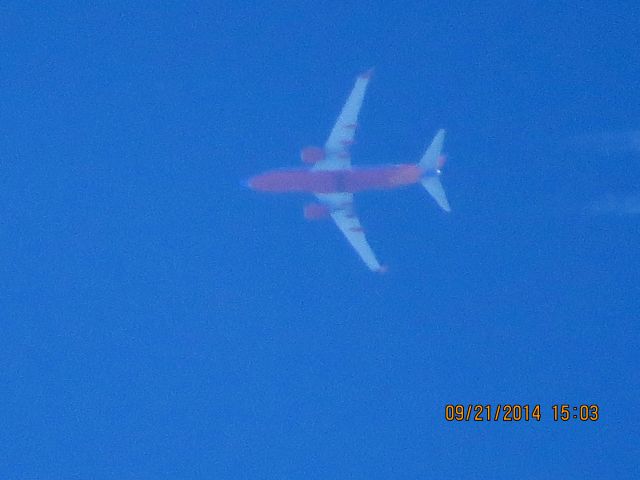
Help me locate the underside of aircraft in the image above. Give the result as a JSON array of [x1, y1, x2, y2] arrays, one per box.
[[248, 70, 451, 272]]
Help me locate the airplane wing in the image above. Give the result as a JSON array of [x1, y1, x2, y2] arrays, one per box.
[[313, 69, 374, 171], [316, 192, 385, 272]]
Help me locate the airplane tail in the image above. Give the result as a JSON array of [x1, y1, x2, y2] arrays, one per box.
[[418, 129, 451, 212]]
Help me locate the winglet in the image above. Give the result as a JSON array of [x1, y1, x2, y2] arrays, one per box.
[[359, 67, 375, 80], [375, 264, 389, 274]]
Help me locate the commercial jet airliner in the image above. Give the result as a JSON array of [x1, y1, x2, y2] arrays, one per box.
[[248, 69, 451, 272]]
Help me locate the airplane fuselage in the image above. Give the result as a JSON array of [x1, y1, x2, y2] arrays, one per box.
[[248, 164, 425, 194]]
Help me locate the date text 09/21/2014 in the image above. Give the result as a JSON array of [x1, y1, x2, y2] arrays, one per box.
[[444, 404, 600, 422]]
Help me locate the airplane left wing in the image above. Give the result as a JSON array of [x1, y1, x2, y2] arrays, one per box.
[[314, 69, 373, 171], [316, 192, 385, 272]]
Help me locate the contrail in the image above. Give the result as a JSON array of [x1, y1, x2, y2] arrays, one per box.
[[571, 130, 640, 156], [584, 193, 640, 216]]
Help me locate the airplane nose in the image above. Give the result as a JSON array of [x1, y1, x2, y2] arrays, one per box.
[[240, 178, 253, 189]]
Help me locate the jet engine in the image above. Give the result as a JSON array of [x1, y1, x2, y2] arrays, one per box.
[[303, 203, 330, 220], [300, 146, 325, 164]]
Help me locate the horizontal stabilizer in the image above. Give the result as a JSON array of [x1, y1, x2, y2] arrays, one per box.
[[421, 176, 451, 212], [419, 129, 446, 171]]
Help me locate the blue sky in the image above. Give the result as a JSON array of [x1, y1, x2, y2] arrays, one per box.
[[1, 2, 639, 478]]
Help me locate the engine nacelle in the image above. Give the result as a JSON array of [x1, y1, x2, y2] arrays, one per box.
[[303, 203, 330, 220], [300, 146, 325, 164]]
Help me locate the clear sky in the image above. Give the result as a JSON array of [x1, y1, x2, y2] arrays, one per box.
[[1, 2, 639, 478]]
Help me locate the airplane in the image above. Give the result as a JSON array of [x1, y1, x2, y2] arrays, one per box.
[[247, 69, 451, 272]]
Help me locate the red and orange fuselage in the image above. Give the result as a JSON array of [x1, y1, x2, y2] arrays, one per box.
[[248, 164, 425, 194]]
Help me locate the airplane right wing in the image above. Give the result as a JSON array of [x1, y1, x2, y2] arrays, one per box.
[[313, 69, 374, 172], [316, 192, 385, 272]]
